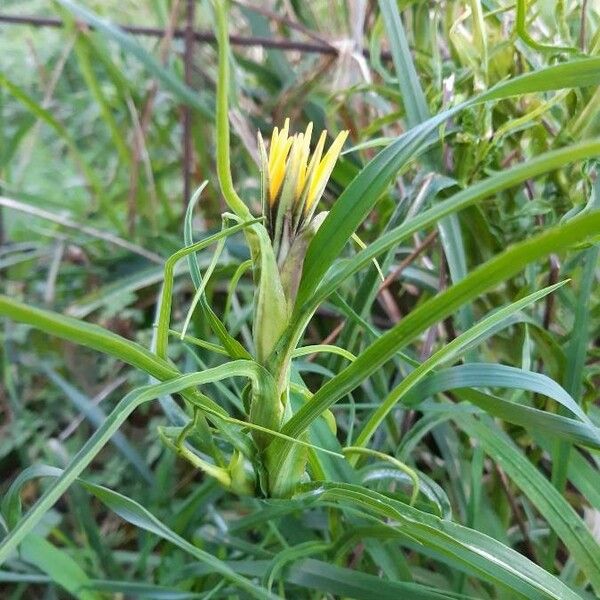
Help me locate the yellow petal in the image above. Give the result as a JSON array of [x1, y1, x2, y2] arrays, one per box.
[[306, 130, 326, 178], [306, 130, 348, 210], [269, 135, 293, 203], [295, 123, 313, 199], [268, 118, 289, 172], [268, 126, 279, 172]]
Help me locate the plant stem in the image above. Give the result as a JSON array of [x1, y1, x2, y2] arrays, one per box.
[[213, 0, 252, 221]]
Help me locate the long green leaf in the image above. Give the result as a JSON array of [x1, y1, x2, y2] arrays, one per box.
[[547, 243, 600, 566], [454, 388, 600, 450], [55, 0, 212, 118], [301, 140, 600, 316], [0, 295, 220, 412], [2, 466, 275, 599], [404, 363, 589, 422], [300, 482, 582, 600], [378, 0, 429, 125], [277, 211, 600, 442], [0, 363, 259, 565], [296, 57, 600, 308], [183, 183, 250, 359], [81, 482, 277, 600], [21, 534, 102, 600], [186, 557, 472, 600], [155, 218, 258, 360], [456, 415, 600, 593], [378, 0, 472, 332], [353, 282, 566, 450], [42, 366, 154, 482]]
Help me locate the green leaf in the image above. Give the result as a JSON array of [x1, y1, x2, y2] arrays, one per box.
[[299, 482, 582, 600], [353, 281, 567, 450], [548, 243, 600, 567], [269, 558, 468, 600], [156, 217, 259, 360], [296, 58, 600, 309], [190, 557, 474, 600], [55, 0, 212, 118], [300, 140, 600, 316], [432, 388, 600, 451], [20, 534, 102, 600], [183, 183, 250, 360], [455, 415, 600, 593], [2, 465, 63, 529], [41, 365, 153, 483], [0, 364, 259, 564], [3, 466, 275, 599], [0, 296, 221, 413], [378, 0, 430, 126], [80, 482, 277, 600], [278, 210, 600, 442], [404, 363, 590, 422]]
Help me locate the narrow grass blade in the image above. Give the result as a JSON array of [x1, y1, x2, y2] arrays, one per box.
[[279, 211, 600, 441], [42, 366, 154, 483], [0, 364, 259, 564], [456, 415, 600, 593], [297, 58, 600, 308], [548, 243, 600, 566], [353, 281, 566, 450], [55, 0, 212, 117], [404, 363, 589, 422], [301, 482, 582, 600], [156, 219, 259, 360], [300, 140, 600, 315], [20, 534, 102, 600], [81, 482, 278, 599], [183, 183, 250, 359]]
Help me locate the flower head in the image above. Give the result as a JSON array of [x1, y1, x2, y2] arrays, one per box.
[[258, 120, 348, 247]]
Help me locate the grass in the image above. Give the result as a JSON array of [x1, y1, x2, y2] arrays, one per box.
[[1, 0, 600, 598]]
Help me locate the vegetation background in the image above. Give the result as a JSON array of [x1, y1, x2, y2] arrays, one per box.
[[1, 0, 600, 598]]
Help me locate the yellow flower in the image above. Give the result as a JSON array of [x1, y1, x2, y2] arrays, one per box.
[[258, 120, 348, 221]]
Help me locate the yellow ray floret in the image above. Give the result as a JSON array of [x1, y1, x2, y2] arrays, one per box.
[[268, 118, 292, 204], [294, 122, 313, 199], [264, 120, 348, 213], [305, 129, 348, 212]]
